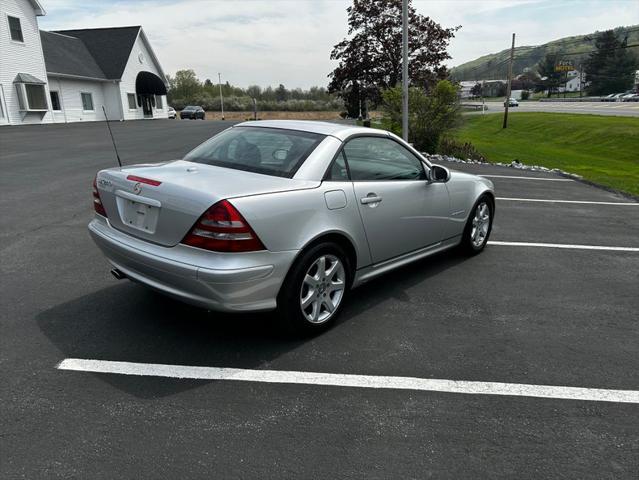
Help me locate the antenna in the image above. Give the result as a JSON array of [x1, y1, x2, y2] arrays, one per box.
[[102, 105, 122, 168]]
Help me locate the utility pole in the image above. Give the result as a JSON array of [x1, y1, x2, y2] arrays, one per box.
[[502, 33, 515, 129], [401, 0, 408, 141], [218, 72, 225, 120]]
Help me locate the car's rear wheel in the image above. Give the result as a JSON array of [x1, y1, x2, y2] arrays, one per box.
[[461, 195, 494, 254], [277, 243, 350, 334]]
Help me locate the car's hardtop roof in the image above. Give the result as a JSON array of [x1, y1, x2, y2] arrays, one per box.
[[234, 120, 390, 141]]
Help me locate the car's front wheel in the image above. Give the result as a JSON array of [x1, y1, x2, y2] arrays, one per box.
[[461, 195, 494, 254], [277, 243, 350, 334]]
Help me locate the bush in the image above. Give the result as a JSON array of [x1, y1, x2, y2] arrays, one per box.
[[521, 90, 530, 100], [381, 81, 462, 153], [169, 96, 343, 112], [437, 137, 486, 162]]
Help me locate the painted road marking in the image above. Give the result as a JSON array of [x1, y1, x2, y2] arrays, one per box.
[[497, 197, 638, 206], [481, 175, 574, 182], [488, 241, 639, 252], [57, 358, 639, 404]]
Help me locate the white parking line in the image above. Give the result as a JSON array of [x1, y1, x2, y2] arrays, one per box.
[[488, 241, 639, 252], [481, 175, 574, 182], [57, 358, 639, 404], [497, 197, 638, 206]]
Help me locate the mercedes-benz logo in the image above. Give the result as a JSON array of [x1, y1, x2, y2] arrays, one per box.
[[133, 182, 142, 195]]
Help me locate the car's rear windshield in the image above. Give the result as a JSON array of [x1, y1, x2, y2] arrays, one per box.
[[183, 106, 197, 110], [184, 126, 326, 178]]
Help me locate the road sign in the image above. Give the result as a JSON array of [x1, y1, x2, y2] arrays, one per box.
[[555, 61, 574, 72]]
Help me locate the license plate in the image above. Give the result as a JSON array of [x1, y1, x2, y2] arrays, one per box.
[[120, 199, 159, 233]]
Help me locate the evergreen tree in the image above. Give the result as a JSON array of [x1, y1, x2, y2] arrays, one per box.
[[275, 84, 288, 102], [585, 30, 638, 95]]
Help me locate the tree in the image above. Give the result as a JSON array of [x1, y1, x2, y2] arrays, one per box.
[[168, 69, 201, 102], [517, 70, 541, 91], [246, 85, 262, 99], [381, 80, 461, 152], [585, 30, 638, 95], [470, 83, 482, 98], [536, 53, 562, 97], [328, 0, 458, 105], [275, 84, 288, 102]]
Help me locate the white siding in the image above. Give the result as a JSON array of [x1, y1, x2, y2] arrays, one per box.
[[102, 81, 122, 121], [118, 30, 168, 120], [47, 76, 108, 123], [0, 0, 52, 125]]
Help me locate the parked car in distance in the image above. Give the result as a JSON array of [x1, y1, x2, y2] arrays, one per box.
[[504, 98, 519, 107], [180, 106, 205, 120], [622, 93, 639, 102], [619, 92, 638, 102], [600, 93, 617, 102], [89, 121, 495, 332], [167, 106, 177, 119]]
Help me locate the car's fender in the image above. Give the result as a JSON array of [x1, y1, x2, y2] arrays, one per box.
[[444, 171, 494, 238]]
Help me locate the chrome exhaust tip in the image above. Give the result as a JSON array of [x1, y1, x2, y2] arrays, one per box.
[[110, 268, 127, 280]]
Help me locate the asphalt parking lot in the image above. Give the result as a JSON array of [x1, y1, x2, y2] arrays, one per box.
[[1, 120, 638, 479]]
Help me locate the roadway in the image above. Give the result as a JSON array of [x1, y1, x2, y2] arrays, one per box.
[[465, 100, 639, 117]]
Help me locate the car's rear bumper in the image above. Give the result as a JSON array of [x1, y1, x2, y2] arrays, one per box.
[[88, 217, 298, 312]]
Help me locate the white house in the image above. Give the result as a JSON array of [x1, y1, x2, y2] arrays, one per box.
[[0, 0, 168, 126], [560, 69, 587, 93]]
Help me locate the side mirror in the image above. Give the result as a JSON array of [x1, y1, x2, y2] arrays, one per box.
[[429, 164, 450, 183]]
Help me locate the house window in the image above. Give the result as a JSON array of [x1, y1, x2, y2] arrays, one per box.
[[127, 93, 136, 110], [16, 83, 47, 110], [81, 92, 94, 111], [8, 16, 23, 42], [155, 95, 163, 109], [50, 91, 61, 111]]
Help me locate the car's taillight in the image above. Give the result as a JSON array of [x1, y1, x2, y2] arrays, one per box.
[[92, 176, 107, 217], [181, 200, 265, 252]]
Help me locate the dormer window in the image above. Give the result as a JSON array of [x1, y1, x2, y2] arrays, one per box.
[[8, 16, 24, 43]]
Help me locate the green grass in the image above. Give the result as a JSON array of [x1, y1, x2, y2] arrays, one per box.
[[451, 112, 639, 196]]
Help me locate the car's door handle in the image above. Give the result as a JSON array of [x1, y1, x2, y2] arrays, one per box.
[[360, 195, 383, 205]]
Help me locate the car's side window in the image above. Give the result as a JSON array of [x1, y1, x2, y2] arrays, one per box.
[[343, 136, 426, 181], [325, 151, 350, 181]]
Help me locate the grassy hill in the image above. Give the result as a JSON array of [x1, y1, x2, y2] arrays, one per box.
[[451, 25, 639, 81]]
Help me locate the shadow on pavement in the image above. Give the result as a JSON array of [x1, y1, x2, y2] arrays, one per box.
[[37, 249, 468, 399]]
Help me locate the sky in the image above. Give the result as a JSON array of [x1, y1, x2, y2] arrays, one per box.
[[38, 0, 639, 89]]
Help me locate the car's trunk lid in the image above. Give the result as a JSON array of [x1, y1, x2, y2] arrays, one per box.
[[96, 160, 318, 247]]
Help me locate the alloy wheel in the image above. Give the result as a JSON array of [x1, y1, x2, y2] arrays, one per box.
[[299, 254, 346, 324], [471, 202, 491, 248]]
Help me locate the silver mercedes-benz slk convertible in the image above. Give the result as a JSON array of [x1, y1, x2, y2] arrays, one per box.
[[89, 120, 494, 331]]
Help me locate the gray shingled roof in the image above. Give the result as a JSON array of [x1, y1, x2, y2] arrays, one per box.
[[14, 73, 46, 84], [51, 26, 141, 80], [40, 31, 106, 80]]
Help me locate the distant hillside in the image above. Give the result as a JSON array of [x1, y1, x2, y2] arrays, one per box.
[[451, 25, 639, 81]]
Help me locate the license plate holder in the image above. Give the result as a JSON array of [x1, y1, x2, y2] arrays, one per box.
[[116, 194, 160, 234]]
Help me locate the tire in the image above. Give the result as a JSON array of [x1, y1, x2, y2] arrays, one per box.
[[460, 195, 494, 255], [276, 242, 351, 334]]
